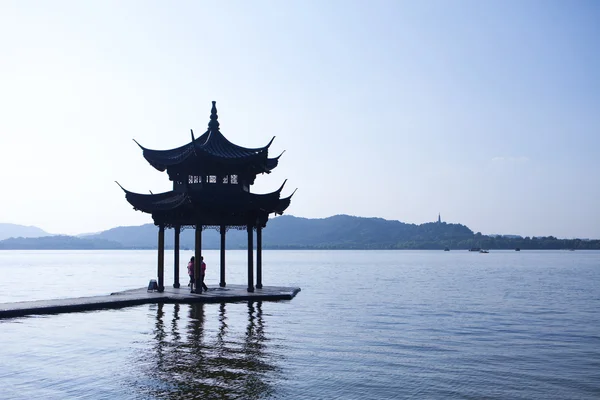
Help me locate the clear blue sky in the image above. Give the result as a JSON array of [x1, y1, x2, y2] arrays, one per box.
[[1, 0, 599, 238]]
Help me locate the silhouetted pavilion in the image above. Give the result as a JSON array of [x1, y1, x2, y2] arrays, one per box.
[[118, 102, 294, 293]]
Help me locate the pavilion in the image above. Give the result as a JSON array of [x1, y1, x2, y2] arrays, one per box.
[[118, 102, 294, 293]]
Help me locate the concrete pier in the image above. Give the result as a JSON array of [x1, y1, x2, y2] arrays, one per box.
[[0, 285, 301, 319]]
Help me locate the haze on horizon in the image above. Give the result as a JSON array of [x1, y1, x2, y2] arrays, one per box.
[[1, 1, 599, 239]]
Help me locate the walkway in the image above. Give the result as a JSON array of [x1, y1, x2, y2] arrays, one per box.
[[0, 285, 301, 319]]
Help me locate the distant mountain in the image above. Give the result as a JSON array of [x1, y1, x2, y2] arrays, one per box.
[[0, 235, 123, 250], [0, 223, 51, 241], [1, 215, 599, 250], [83, 223, 260, 249], [259, 215, 475, 249], [84, 214, 476, 250]]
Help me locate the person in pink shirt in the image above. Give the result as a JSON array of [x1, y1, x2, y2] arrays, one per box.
[[187, 256, 196, 288], [199, 256, 209, 292]]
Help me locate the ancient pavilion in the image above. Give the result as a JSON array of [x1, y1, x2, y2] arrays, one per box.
[[118, 102, 294, 293]]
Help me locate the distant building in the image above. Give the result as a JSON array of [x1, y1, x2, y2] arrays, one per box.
[[437, 213, 441, 224]]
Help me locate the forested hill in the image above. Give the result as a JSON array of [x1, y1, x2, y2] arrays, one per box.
[[1, 215, 598, 250], [261, 215, 475, 249], [0, 235, 123, 250], [78, 214, 475, 249]]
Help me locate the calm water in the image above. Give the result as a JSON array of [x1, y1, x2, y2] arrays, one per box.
[[0, 250, 599, 399]]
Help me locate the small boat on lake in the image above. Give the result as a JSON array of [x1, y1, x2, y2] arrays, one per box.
[[479, 249, 489, 253], [469, 247, 481, 252], [515, 248, 520, 251], [444, 247, 450, 251]]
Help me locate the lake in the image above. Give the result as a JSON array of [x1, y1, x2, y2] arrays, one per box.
[[0, 250, 599, 399]]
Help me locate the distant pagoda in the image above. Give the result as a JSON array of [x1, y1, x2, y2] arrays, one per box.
[[118, 101, 294, 293]]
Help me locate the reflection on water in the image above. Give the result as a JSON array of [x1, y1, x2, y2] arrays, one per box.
[[135, 302, 279, 399]]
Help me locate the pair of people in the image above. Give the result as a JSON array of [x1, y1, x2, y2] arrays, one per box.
[[187, 256, 208, 292]]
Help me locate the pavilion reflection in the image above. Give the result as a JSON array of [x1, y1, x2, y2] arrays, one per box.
[[136, 301, 280, 399]]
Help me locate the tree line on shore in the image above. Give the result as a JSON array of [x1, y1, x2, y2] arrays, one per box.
[[0, 215, 598, 250]]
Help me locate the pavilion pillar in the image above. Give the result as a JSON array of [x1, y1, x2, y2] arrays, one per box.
[[173, 225, 181, 288], [247, 224, 254, 292], [194, 225, 202, 293], [256, 226, 263, 289], [220, 224, 226, 287], [157, 224, 165, 292]]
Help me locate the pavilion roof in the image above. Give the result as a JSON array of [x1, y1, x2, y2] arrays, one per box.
[[117, 181, 295, 218], [134, 101, 280, 173]]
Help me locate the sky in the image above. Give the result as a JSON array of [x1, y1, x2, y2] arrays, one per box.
[[1, 0, 599, 238]]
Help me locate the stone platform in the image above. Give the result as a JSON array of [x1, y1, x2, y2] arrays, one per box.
[[0, 285, 301, 319]]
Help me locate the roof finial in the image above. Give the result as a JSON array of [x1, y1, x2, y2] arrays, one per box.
[[208, 101, 219, 130]]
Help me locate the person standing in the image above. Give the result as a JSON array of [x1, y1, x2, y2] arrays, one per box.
[[187, 256, 195, 290], [199, 256, 209, 292]]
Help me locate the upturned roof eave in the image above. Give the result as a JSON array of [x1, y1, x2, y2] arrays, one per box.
[[118, 184, 189, 213], [134, 140, 197, 172]]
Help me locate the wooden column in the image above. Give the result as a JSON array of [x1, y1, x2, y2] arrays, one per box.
[[194, 225, 202, 293], [247, 224, 254, 292], [220, 224, 226, 287], [157, 224, 165, 292], [173, 225, 181, 288], [256, 226, 263, 289]]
